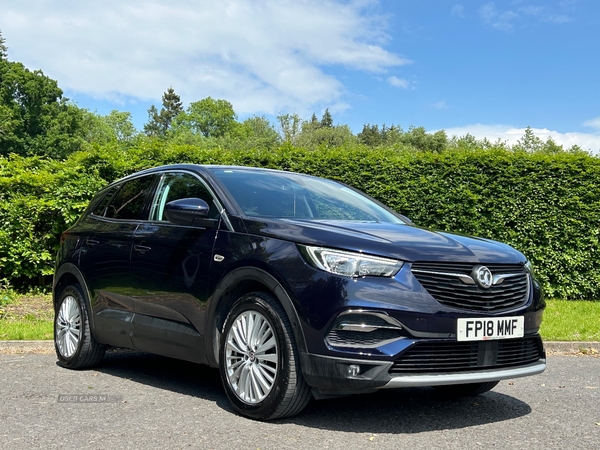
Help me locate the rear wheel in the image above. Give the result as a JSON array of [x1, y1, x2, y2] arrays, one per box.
[[54, 284, 106, 369], [433, 381, 499, 398], [220, 292, 311, 420]]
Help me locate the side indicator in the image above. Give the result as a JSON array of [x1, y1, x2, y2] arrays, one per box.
[[214, 254, 225, 262]]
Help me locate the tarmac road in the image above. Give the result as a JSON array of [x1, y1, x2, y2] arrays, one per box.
[[1, 350, 598, 450]]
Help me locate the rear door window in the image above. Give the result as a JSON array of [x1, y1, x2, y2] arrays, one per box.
[[105, 175, 155, 220]]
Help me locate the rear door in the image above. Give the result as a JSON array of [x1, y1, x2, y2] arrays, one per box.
[[77, 174, 156, 347]]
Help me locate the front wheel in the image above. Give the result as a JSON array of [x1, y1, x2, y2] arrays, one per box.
[[220, 292, 311, 420], [433, 381, 499, 398], [54, 284, 106, 369]]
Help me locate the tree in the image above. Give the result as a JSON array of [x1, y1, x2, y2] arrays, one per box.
[[103, 110, 137, 142], [296, 123, 356, 149], [0, 30, 7, 61], [357, 124, 382, 147], [515, 126, 544, 153], [320, 108, 333, 128], [143, 87, 183, 136], [0, 55, 89, 158], [277, 113, 302, 144], [309, 113, 320, 128], [173, 97, 238, 138], [540, 137, 563, 154], [241, 115, 280, 148], [400, 126, 448, 152]]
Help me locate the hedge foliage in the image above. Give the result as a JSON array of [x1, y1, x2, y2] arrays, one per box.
[[1, 143, 599, 299]]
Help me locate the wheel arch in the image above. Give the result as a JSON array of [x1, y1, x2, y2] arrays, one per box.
[[53, 263, 96, 335], [205, 266, 307, 368]]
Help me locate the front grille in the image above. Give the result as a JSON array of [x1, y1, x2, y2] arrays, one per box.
[[411, 262, 529, 312], [389, 336, 544, 374]]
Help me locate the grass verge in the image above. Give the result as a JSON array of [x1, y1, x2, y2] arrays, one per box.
[[0, 293, 54, 340], [0, 294, 598, 341], [540, 300, 600, 341], [0, 320, 53, 340]]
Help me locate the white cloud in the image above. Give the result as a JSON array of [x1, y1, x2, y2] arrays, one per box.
[[442, 124, 600, 154], [2, 0, 409, 115], [451, 4, 465, 18], [518, 5, 545, 16], [583, 117, 600, 130], [433, 101, 448, 109], [479, 3, 518, 31], [478, 2, 573, 31], [387, 76, 409, 88]]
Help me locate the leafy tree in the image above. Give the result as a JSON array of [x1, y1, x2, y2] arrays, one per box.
[[241, 115, 280, 148], [380, 124, 404, 146], [296, 123, 355, 149], [277, 113, 302, 144], [0, 56, 89, 158], [76, 110, 138, 145], [566, 144, 590, 155], [400, 126, 447, 152], [173, 97, 237, 138], [143, 87, 183, 136], [515, 126, 544, 153], [103, 110, 137, 142], [540, 137, 564, 154], [357, 124, 382, 147]]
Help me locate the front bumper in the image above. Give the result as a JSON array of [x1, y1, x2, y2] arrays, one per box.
[[383, 361, 546, 388], [300, 338, 546, 398]]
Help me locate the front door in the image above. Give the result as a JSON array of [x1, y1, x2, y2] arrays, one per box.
[[129, 171, 221, 360]]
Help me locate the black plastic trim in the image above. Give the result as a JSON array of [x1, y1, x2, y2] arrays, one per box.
[[205, 266, 307, 368]]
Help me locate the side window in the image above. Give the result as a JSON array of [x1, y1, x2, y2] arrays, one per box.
[[91, 186, 119, 217], [151, 173, 220, 221], [105, 175, 155, 220]]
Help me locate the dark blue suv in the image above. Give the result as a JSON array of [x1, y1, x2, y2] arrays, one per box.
[[53, 164, 546, 420]]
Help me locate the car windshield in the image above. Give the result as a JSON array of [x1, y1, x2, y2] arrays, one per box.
[[209, 168, 405, 224]]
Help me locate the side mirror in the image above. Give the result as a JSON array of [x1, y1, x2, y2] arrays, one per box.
[[164, 198, 211, 226], [399, 214, 414, 225]]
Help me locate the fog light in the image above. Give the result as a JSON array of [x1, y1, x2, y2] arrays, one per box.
[[347, 364, 361, 377]]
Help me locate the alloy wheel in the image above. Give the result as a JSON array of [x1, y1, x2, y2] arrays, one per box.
[[224, 310, 279, 404], [55, 295, 82, 358]]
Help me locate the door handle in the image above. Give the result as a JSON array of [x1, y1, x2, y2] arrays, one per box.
[[134, 244, 152, 254], [86, 238, 100, 247]]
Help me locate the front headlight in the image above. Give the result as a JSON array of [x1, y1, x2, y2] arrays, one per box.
[[525, 260, 535, 276], [302, 246, 403, 278]]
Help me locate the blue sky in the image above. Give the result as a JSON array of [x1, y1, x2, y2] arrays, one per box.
[[3, 0, 599, 151]]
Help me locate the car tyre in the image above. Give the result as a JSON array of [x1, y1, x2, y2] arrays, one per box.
[[433, 381, 499, 398], [54, 284, 106, 369], [220, 292, 312, 420]]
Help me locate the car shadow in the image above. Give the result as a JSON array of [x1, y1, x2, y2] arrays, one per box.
[[86, 349, 532, 433]]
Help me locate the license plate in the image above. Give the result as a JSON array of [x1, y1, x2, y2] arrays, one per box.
[[457, 316, 524, 341]]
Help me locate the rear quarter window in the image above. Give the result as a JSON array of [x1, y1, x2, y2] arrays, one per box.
[[90, 186, 119, 217]]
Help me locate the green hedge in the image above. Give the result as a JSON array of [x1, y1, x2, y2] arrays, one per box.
[[1, 143, 599, 299]]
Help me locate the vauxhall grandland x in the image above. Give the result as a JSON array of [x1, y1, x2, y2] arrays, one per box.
[[53, 164, 546, 420]]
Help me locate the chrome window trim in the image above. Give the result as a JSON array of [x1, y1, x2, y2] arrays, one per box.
[[146, 169, 233, 232]]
